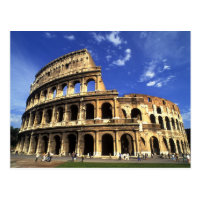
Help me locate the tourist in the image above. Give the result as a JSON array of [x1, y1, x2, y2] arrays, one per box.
[[81, 155, 84, 162], [74, 152, 77, 162], [119, 153, 121, 160], [137, 154, 141, 161], [42, 153, 46, 161], [187, 154, 190, 164], [145, 153, 147, 160], [35, 153, 40, 162]]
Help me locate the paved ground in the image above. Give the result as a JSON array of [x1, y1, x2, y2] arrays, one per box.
[[10, 154, 189, 168]]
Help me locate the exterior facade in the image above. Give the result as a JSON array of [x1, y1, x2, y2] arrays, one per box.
[[15, 49, 190, 157]]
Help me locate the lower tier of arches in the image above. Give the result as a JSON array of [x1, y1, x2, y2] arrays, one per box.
[[15, 131, 190, 157]]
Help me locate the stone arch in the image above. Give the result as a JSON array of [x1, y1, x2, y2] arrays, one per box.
[[163, 137, 169, 151], [50, 86, 57, 99], [57, 107, 64, 122], [150, 136, 160, 155], [43, 90, 48, 101], [150, 114, 156, 123], [62, 83, 68, 96], [169, 138, 176, 153], [86, 79, 95, 92], [74, 81, 81, 94], [68, 134, 77, 153], [102, 134, 114, 155], [53, 135, 61, 155], [158, 116, 164, 129], [176, 119, 180, 130], [86, 103, 94, 120], [165, 116, 171, 130], [102, 102, 112, 119], [157, 106, 162, 114], [131, 108, 142, 120], [70, 105, 78, 121], [122, 109, 127, 118], [121, 134, 134, 155], [37, 110, 43, 125], [41, 135, 49, 154], [32, 135, 39, 154], [140, 137, 146, 153], [46, 109, 52, 123], [84, 134, 94, 155], [171, 118, 175, 130], [176, 140, 182, 154]]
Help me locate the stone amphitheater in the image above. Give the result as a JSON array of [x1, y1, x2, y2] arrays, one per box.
[[15, 49, 190, 157]]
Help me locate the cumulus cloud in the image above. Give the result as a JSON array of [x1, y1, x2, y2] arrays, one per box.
[[112, 48, 131, 66], [92, 32, 105, 42], [106, 31, 123, 46], [163, 65, 171, 70], [146, 81, 156, 86], [64, 34, 75, 40], [44, 32, 56, 38]]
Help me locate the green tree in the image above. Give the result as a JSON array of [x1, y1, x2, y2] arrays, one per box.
[[10, 126, 19, 148]]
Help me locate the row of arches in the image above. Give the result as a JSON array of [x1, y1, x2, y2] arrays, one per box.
[[17, 133, 188, 156], [27, 79, 96, 108], [150, 114, 184, 131]]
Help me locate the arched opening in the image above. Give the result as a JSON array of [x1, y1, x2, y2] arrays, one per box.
[[44, 90, 47, 101], [54, 135, 61, 155], [131, 108, 142, 120], [102, 103, 112, 119], [62, 84, 68, 96], [163, 137, 169, 151], [150, 136, 160, 155], [122, 109, 127, 118], [102, 134, 113, 155], [176, 119, 180, 130], [70, 105, 78, 121], [165, 117, 171, 130], [46, 109, 52, 123], [33, 136, 39, 154], [169, 138, 176, 153], [150, 114, 156, 123], [68, 134, 76, 153], [41, 136, 49, 154], [37, 111, 43, 125], [157, 107, 162, 114], [181, 140, 185, 153], [84, 134, 94, 155], [176, 140, 182, 154], [86, 104, 94, 120], [31, 112, 36, 126], [74, 81, 80, 94], [87, 79, 95, 92], [158, 116, 164, 129], [58, 107, 64, 122], [51, 87, 57, 99], [171, 118, 175, 130], [121, 134, 134, 155], [148, 97, 152, 102], [140, 137, 146, 153]]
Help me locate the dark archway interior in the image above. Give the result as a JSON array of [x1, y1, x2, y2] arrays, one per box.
[[43, 136, 49, 153], [165, 117, 171, 130], [86, 104, 94, 119], [171, 118, 175, 129], [150, 114, 156, 123], [102, 103, 112, 119], [71, 105, 78, 120], [84, 134, 94, 155], [177, 140, 182, 154], [169, 139, 176, 153], [163, 138, 169, 151], [34, 136, 38, 153], [131, 108, 142, 120], [54, 136, 61, 155], [122, 109, 127, 118], [150, 137, 160, 155], [157, 107, 162, 114], [46, 109, 52, 123], [158, 116, 164, 129], [26, 136, 31, 152], [121, 134, 134, 155], [58, 107, 64, 122], [68, 134, 76, 153], [102, 134, 113, 155]]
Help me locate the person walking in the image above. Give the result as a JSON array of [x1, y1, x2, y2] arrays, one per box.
[[81, 155, 84, 162], [137, 154, 141, 161]]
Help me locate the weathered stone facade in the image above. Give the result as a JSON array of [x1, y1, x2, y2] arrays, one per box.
[[15, 49, 190, 157]]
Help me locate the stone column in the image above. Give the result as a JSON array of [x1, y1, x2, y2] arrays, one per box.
[[76, 132, 80, 156], [95, 99, 100, 119], [95, 75, 100, 91], [95, 131, 100, 156], [23, 135, 29, 153], [36, 134, 42, 154], [28, 133, 34, 154], [115, 131, 120, 156], [51, 106, 56, 124], [80, 77, 86, 93], [113, 98, 119, 119], [135, 131, 140, 155], [47, 134, 54, 154]]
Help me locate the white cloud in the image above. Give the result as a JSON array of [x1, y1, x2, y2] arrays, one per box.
[[147, 81, 156, 86], [155, 82, 162, 87], [106, 55, 112, 61], [112, 48, 132, 66], [163, 65, 171, 70], [182, 110, 190, 122], [92, 32, 105, 42], [44, 32, 56, 38], [64, 34, 75, 40], [11, 114, 22, 125], [106, 31, 125, 46]]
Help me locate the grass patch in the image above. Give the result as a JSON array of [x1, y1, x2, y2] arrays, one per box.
[[56, 162, 190, 168]]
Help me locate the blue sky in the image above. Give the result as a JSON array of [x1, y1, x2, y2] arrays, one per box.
[[10, 31, 190, 128]]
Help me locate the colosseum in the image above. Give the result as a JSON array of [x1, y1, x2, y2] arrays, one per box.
[[15, 49, 190, 157]]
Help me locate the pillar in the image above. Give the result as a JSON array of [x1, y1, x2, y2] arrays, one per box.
[[135, 131, 140, 155]]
